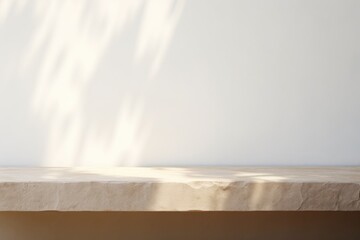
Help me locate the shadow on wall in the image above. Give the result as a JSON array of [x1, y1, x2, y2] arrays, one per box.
[[0, 0, 186, 167]]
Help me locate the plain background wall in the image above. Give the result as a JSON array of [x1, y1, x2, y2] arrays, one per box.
[[0, 0, 360, 167]]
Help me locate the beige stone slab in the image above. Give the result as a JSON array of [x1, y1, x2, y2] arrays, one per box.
[[0, 167, 359, 211]]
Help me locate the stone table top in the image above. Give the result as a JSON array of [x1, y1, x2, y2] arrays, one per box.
[[0, 167, 359, 211]]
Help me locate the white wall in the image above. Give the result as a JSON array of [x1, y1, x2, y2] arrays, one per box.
[[0, 0, 359, 167]]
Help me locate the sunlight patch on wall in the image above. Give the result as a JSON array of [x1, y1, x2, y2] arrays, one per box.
[[0, 0, 185, 166]]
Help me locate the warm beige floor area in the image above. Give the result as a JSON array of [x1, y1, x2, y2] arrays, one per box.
[[0, 212, 359, 240]]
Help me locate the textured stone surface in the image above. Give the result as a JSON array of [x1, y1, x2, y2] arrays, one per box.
[[0, 167, 359, 211]]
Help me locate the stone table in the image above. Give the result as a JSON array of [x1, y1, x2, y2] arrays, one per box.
[[0, 167, 359, 211]]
